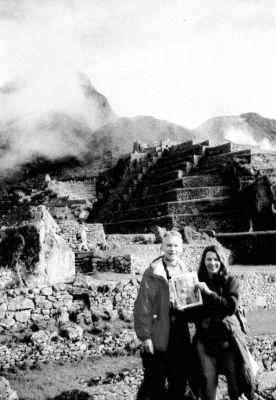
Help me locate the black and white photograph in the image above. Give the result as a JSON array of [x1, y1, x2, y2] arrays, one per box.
[[0, 1, 275, 399], [171, 271, 202, 310]]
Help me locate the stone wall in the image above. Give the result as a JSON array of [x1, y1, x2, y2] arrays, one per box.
[[75, 253, 132, 274], [0, 270, 275, 336]]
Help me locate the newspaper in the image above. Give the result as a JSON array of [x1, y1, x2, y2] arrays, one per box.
[[169, 271, 203, 310]]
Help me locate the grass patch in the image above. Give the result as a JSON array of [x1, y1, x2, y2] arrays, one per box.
[[4, 356, 141, 400], [247, 309, 276, 336]]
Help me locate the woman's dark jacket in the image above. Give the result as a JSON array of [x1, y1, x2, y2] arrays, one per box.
[[188, 273, 255, 400]]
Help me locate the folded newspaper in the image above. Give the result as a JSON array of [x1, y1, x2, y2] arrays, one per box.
[[169, 271, 203, 310]]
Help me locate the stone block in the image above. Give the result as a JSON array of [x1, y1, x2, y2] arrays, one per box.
[[31, 330, 48, 344], [35, 298, 52, 310], [8, 296, 34, 311], [5, 312, 15, 319], [31, 314, 43, 322], [0, 319, 15, 329], [0, 303, 8, 311], [15, 310, 31, 323], [40, 287, 53, 296], [59, 322, 83, 341]]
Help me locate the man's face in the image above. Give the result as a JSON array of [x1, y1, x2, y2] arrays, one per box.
[[162, 235, 183, 265]]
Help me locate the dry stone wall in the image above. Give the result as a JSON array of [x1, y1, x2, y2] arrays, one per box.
[[0, 270, 275, 337]]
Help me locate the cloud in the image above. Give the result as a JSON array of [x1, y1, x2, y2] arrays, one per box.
[[0, 0, 275, 130], [225, 127, 276, 151]]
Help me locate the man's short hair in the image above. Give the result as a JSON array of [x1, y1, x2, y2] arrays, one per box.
[[162, 230, 183, 242]]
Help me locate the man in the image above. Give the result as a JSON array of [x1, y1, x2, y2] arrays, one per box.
[[134, 230, 192, 400]]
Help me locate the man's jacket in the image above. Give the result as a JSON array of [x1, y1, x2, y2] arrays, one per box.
[[134, 256, 187, 351]]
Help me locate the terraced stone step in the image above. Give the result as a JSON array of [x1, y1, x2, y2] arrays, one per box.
[[198, 149, 251, 169], [189, 165, 224, 176], [123, 186, 232, 209], [104, 211, 249, 234], [135, 174, 228, 197], [154, 154, 197, 170], [144, 169, 184, 185], [113, 197, 238, 221], [204, 142, 232, 157], [148, 161, 192, 178], [162, 141, 209, 162], [104, 215, 174, 234], [215, 230, 276, 264], [167, 140, 194, 154]]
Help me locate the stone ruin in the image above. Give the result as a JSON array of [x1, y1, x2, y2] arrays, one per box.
[[0, 139, 275, 398], [0, 205, 75, 288], [93, 140, 276, 264]]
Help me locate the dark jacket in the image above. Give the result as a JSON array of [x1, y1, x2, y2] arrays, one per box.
[[193, 273, 240, 340], [134, 256, 188, 351], [223, 315, 255, 400], [192, 273, 255, 400]]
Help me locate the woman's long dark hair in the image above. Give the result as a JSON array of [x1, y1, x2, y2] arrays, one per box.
[[198, 245, 228, 283]]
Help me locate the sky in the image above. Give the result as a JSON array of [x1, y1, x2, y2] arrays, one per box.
[[0, 0, 275, 129]]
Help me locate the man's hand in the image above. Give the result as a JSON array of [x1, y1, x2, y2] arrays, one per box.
[[196, 282, 213, 295], [142, 338, 154, 354]]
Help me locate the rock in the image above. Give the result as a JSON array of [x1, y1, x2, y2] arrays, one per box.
[[255, 296, 267, 308], [152, 225, 166, 243], [15, 310, 31, 323], [258, 371, 276, 391], [0, 319, 15, 329], [59, 323, 83, 341], [181, 226, 208, 243], [28, 206, 75, 287], [40, 287, 53, 296], [0, 376, 18, 400], [8, 297, 34, 311], [35, 297, 52, 309], [31, 330, 49, 345], [0, 206, 75, 288]]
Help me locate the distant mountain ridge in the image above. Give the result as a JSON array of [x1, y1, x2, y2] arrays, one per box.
[[1, 69, 276, 175], [195, 112, 276, 145], [91, 115, 195, 156]]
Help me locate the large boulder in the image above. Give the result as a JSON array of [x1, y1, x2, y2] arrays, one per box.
[[0, 206, 75, 288], [0, 377, 18, 400]]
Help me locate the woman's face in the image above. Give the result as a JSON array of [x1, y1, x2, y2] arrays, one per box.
[[204, 251, 221, 277]]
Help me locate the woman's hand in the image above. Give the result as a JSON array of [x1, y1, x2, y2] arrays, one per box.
[[196, 282, 213, 295], [142, 338, 154, 354]]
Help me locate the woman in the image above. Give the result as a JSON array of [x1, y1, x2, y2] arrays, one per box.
[[192, 245, 254, 400]]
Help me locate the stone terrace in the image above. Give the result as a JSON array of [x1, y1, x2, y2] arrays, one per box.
[[95, 141, 255, 234]]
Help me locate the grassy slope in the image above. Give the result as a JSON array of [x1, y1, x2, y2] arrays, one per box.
[[5, 357, 141, 400]]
